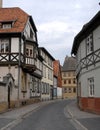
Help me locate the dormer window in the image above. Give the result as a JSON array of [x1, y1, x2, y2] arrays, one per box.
[[0, 21, 13, 29], [2, 23, 12, 29]]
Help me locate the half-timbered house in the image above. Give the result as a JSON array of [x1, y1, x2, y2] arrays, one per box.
[[71, 11, 100, 114], [0, 7, 40, 109]]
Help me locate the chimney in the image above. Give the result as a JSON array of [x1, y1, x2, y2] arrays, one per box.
[[0, 0, 2, 8]]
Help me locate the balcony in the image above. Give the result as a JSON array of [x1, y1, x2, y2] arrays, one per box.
[[21, 54, 36, 74], [0, 52, 36, 74]]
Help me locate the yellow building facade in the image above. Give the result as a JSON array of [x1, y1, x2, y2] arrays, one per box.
[[62, 56, 77, 99]]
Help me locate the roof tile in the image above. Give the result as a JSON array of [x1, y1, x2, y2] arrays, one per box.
[[0, 7, 29, 33]]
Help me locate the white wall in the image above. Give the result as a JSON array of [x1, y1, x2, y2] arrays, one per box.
[[11, 38, 19, 52], [80, 40, 86, 59], [0, 85, 7, 102], [93, 25, 100, 51], [80, 66, 100, 97], [57, 87, 62, 98]]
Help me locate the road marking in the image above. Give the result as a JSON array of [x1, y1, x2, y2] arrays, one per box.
[[67, 108, 88, 130], [1, 118, 22, 130]]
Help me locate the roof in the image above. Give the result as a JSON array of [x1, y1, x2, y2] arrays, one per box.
[[62, 56, 76, 71], [71, 11, 100, 55], [0, 7, 37, 34], [39, 47, 55, 61]]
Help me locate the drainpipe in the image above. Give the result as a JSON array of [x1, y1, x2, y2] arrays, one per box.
[[17, 34, 22, 107]]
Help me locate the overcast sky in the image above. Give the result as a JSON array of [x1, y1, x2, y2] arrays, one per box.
[[3, 0, 100, 65]]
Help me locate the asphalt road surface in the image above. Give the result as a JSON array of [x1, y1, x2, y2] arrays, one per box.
[[10, 100, 76, 130]]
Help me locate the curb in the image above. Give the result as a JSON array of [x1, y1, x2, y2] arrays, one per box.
[[0, 101, 54, 130], [66, 104, 88, 130]]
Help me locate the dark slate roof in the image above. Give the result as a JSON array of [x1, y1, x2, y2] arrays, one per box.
[[62, 56, 76, 71], [71, 11, 100, 55]]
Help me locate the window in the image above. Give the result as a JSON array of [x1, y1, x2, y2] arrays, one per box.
[[68, 88, 72, 93], [86, 34, 93, 54], [73, 78, 76, 84], [64, 88, 67, 93], [64, 80, 66, 84], [0, 39, 9, 53], [68, 79, 71, 84], [48, 68, 53, 80], [26, 45, 33, 57], [48, 58, 52, 67], [88, 77, 94, 97], [3, 23, 12, 29], [63, 72, 66, 77], [30, 28, 33, 39], [73, 88, 76, 93], [43, 65, 46, 78]]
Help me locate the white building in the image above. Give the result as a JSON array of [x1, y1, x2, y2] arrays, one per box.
[[71, 11, 100, 114], [39, 47, 55, 100]]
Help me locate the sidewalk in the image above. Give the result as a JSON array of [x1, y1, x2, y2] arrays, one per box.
[[0, 101, 52, 130], [67, 99, 100, 119], [66, 99, 100, 130]]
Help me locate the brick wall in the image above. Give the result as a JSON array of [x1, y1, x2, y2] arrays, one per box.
[[79, 97, 100, 114]]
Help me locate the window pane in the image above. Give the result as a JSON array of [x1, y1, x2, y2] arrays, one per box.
[[86, 34, 93, 54], [1, 43, 4, 52], [30, 49, 33, 57], [5, 43, 9, 52], [26, 48, 29, 56]]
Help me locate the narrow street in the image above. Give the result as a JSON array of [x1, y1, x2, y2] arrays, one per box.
[[0, 99, 100, 130], [7, 100, 76, 130]]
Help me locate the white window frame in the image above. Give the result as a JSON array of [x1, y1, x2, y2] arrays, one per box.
[[88, 77, 94, 97], [0, 39, 9, 53]]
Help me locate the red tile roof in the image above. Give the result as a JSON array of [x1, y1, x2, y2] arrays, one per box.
[[0, 7, 29, 33]]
